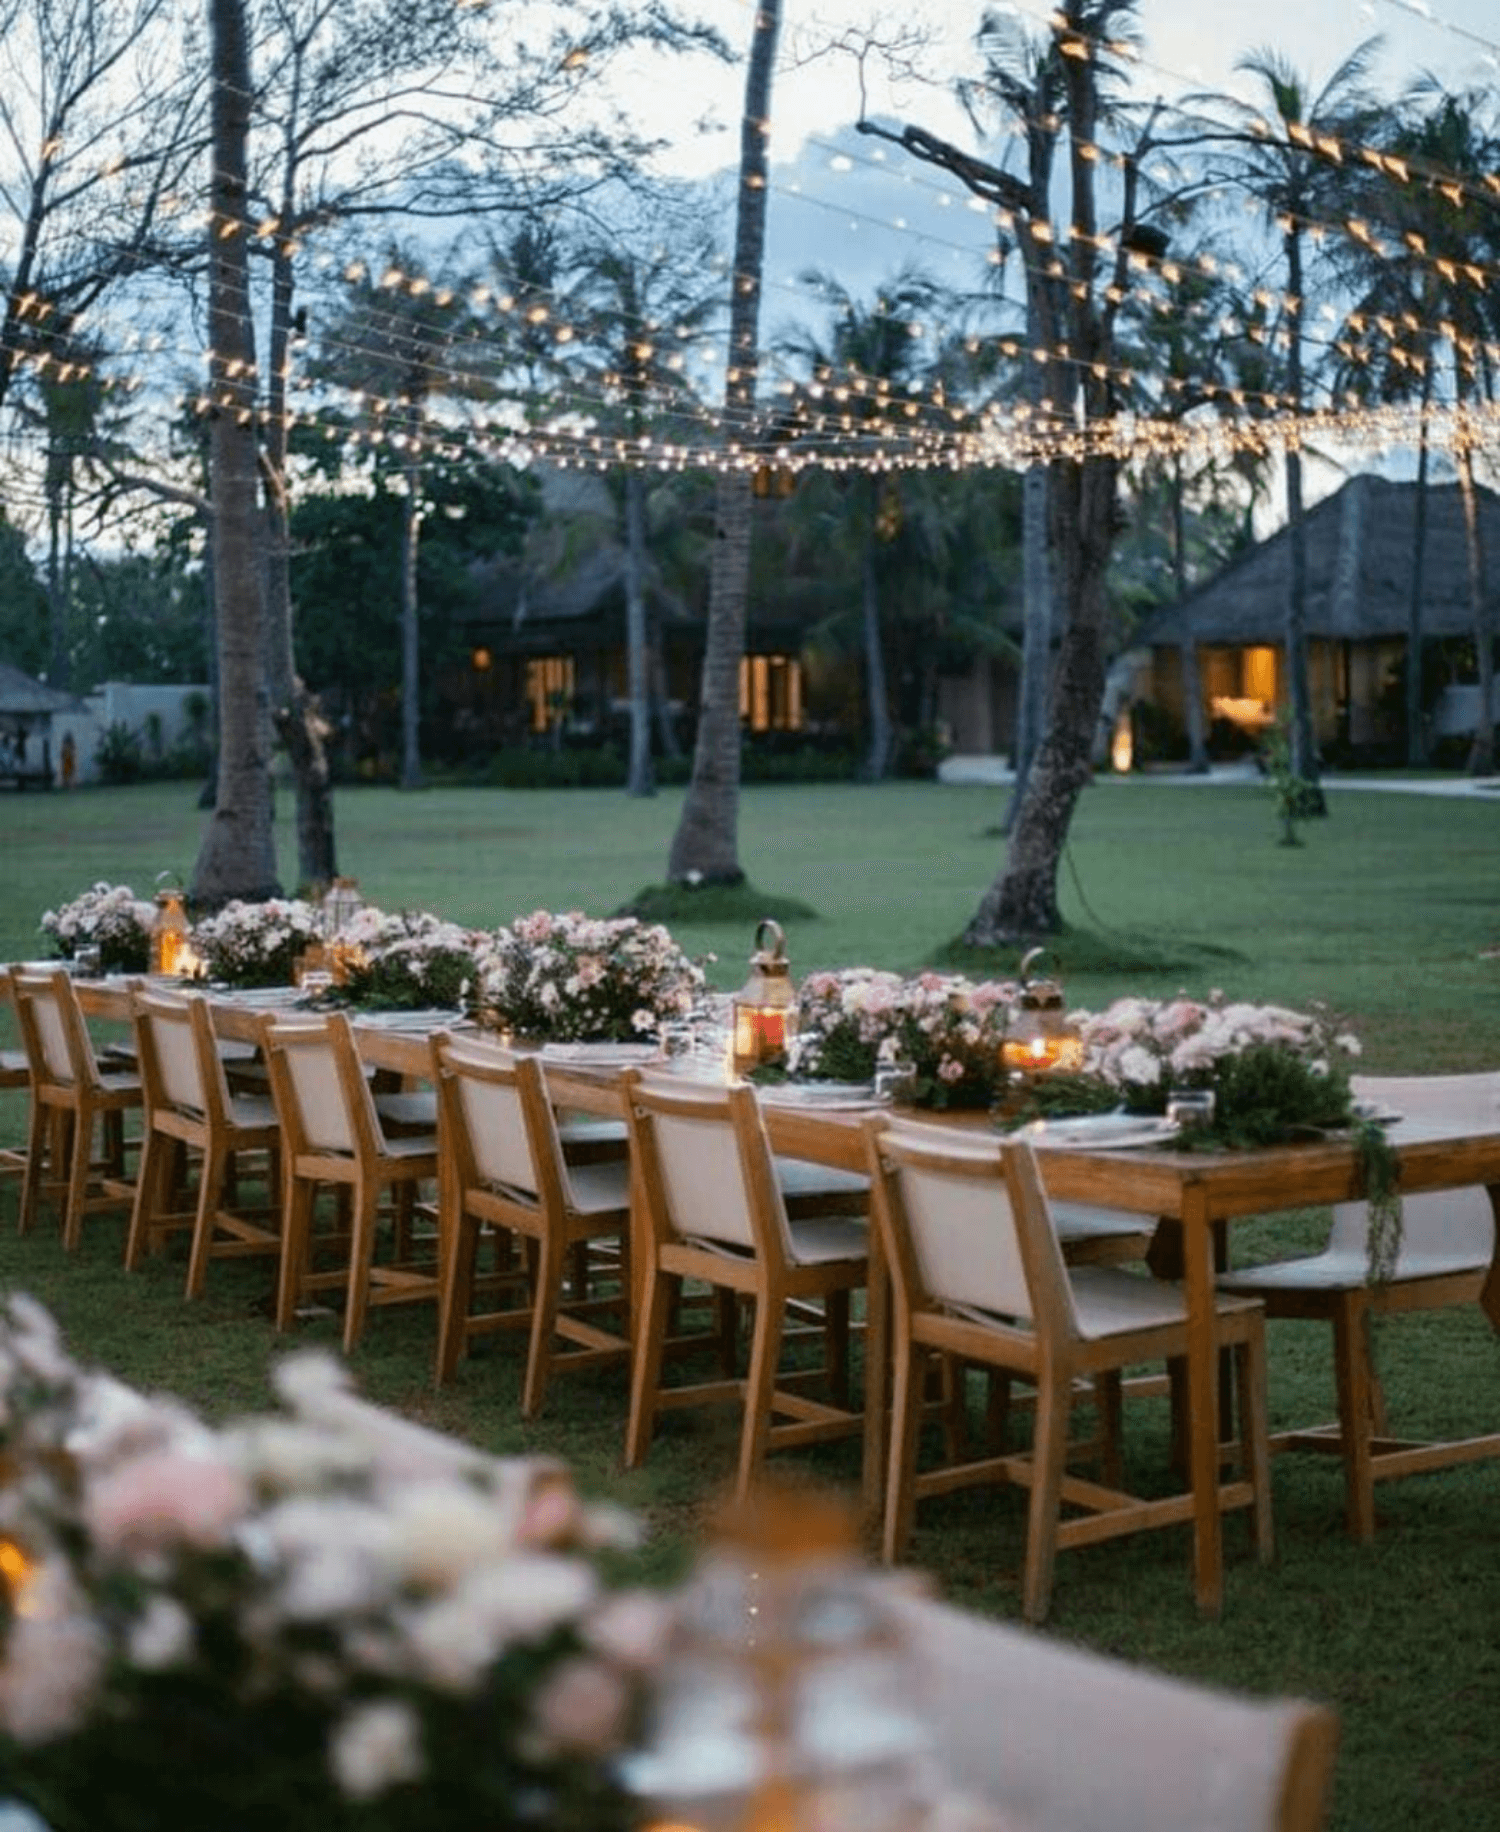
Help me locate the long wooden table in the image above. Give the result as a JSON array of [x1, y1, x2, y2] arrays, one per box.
[[766, 1099, 1500, 1616], [69, 979, 1500, 1616]]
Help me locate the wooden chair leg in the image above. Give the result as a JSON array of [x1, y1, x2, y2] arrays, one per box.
[[716, 1286, 739, 1375], [1021, 1369, 1073, 1626], [625, 1268, 673, 1469], [1362, 1309, 1389, 1436], [522, 1231, 566, 1420], [19, 1100, 54, 1235], [185, 1144, 230, 1299], [124, 1126, 172, 1271], [824, 1288, 850, 1408], [342, 1181, 381, 1354], [1332, 1294, 1377, 1543], [883, 1340, 926, 1563], [435, 1215, 482, 1387], [1238, 1332, 1274, 1563], [62, 1103, 96, 1251], [276, 1176, 316, 1332], [1096, 1367, 1124, 1490], [736, 1293, 786, 1501]]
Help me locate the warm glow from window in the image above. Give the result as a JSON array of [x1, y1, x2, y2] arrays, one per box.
[[1242, 645, 1277, 705], [1110, 706, 1133, 772], [527, 657, 575, 732], [738, 655, 803, 732]]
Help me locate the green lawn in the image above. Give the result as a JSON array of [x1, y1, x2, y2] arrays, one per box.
[[1, 776, 1498, 1831]]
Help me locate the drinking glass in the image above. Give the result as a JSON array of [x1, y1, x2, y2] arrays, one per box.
[[1166, 1087, 1216, 1131]]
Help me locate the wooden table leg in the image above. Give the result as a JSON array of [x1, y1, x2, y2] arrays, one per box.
[[1181, 1185, 1224, 1618]]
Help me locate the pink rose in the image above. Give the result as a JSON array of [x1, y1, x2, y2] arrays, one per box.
[[86, 1451, 249, 1556]]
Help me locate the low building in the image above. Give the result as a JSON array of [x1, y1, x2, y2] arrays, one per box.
[[1134, 474, 1500, 756]]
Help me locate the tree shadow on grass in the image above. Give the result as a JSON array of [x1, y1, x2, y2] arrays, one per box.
[[932, 925, 1248, 980]]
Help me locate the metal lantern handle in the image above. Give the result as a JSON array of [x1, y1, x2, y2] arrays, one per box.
[[1019, 946, 1052, 987], [754, 918, 788, 965]]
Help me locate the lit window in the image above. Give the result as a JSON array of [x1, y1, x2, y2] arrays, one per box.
[[739, 655, 803, 732], [1241, 645, 1277, 706], [527, 656, 575, 732]]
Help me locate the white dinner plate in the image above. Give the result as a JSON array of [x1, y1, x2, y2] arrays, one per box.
[[757, 1081, 882, 1110], [354, 1008, 466, 1031], [1022, 1112, 1182, 1151], [540, 1041, 661, 1065]]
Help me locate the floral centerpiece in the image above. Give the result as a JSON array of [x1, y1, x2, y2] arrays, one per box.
[[1064, 993, 1400, 1276], [790, 967, 1015, 1110], [192, 898, 323, 988], [1072, 993, 1362, 1145], [334, 909, 481, 1012], [475, 912, 704, 1044], [0, 1296, 663, 1832], [39, 883, 155, 973]]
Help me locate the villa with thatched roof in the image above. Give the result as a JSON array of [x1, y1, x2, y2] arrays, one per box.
[[1135, 474, 1500, 756]]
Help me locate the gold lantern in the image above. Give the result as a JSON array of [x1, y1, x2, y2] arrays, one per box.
[[731, 919, 796, 1077], [151, 873, 195, 977], [1001, 947, 1083, 1077], [323, 876, 365, 985]]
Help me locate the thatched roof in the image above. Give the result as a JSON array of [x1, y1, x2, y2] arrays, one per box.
[[1139, 475, 1500, 648], [0, 660, 85, 719]]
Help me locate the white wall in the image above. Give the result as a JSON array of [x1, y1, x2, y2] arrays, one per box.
[[53, 683, 210, 785]]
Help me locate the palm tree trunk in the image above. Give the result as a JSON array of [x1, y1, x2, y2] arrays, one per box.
[[862, 483, 893, 781], [46, 461, 68, 691], [399, 447, 423, 791], [1173, 451, 1208, 771], [649, 606, 682, 762], [1282, 229, 1325, 810], [1405, 398, 1431, 768], [192, 0, 279, 907], [668, 469, 752, 882], [666, 0, 780, 884], [623, 469, 654, 796], [1458, 434, 1494, 775], [264, 240, 336, 884], [1003, 293, 1055, 829], [966, 453, 1116, 942]]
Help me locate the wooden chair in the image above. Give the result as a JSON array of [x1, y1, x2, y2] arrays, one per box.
[[431, 1033, 633, 1413], [12, 966, 142, 1249], [621, 1071, 868, 1501], [886, 1587, 1338, 1832], [863, 1118, 1272, 1624], [0, 967, 34, 1193], [124, 989, 282, 1296], [1219, 1070, 1500, 1541], [261, 1012, 439, 1352]]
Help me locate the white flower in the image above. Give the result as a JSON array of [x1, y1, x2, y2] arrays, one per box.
[[0, 1587, 106, 1743], [126, 1597, 195, 1671], [329, 1699, 425, 1800], [387, 1482, 514, 1590], [1117, 1045, 1162, 1086]]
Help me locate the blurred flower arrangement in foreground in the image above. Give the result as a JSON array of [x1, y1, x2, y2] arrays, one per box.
[[0, 1297, 663, 1832]]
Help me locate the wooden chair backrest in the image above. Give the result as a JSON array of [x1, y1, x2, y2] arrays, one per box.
[[1327, 1071, 1500, 1261], [886, 1588, 1338, 1832], [11, 968, 100, 1093], [866, 1118, 1077, 1340], [622, 1072, 792, 1264], [132, 989, 227, 1124], [262, 1012, 379, 1161], [433, 1034, 570, 1214]]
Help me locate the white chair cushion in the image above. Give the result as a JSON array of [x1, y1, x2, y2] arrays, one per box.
[[375, 1090, 438, 1129], [1067, 1267, 1260, 1341], [383, 1133, 437, 1161], [565, 1159, 631, 1217], [1052, 1201, 1152, 1245], [228, 1093, 278, 1130], [785, 1214, 868, 1267], [774, 1156, 870, 1202], [1221, 1239, 1488, 1294]]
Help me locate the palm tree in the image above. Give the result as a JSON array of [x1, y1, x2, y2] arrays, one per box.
[[666, 0, 780, 886], [320, 250, 484, 789], [194, 0, 280, 907], [779, 267, 952, 780], [570, 223, 719, 796], [1191, 39, 1387, 802]]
